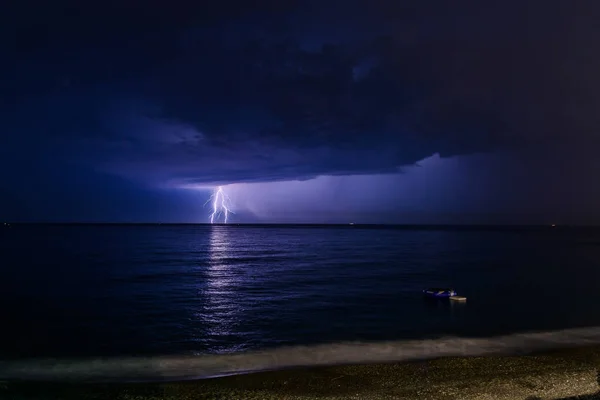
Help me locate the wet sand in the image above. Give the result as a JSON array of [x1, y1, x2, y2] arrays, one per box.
[[1, 346, 600, 400]]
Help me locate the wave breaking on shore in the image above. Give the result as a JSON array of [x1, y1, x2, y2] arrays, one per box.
[[2, 326, 600, 383]]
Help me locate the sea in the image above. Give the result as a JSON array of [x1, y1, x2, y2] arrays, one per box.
[[1, 223, 600, 381]]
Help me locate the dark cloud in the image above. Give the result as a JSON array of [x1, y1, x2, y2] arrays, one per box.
[[3, 0, 600, 189]]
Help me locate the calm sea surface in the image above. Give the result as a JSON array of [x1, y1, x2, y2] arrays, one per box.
[[1, 224, 600, 360]]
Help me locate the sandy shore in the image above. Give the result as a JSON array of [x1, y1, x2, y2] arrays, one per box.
[[1, 346, 600, 400]]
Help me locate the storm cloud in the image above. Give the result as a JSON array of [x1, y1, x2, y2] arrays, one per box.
[[2, 0, 600, 223], [3, 0, 600, 187]]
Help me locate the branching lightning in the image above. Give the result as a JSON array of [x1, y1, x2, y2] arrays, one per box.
[[205, 186, 234, 224]]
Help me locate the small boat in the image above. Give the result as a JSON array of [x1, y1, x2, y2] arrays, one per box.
[[422, 288, 457, 298]]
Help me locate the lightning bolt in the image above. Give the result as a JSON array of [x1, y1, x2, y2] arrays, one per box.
[[205, 186, 234, 224]]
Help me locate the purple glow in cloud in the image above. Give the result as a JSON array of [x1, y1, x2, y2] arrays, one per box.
[[208, 151, 591, 225], [216, 154, 474, 223]]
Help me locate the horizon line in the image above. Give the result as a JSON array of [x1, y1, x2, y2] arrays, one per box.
[[1, 222, 592, 228]]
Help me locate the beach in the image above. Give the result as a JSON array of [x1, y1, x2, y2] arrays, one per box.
[[2, 345, 599, 400]]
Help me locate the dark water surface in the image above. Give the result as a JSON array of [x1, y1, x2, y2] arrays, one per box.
[[1, 224, 600, 360]]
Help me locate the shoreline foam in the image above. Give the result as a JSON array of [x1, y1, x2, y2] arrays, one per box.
[[2, 326, 600, 383], [1, 345, 599, 399]]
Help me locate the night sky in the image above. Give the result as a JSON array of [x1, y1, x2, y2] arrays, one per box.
[[2, 1, 600, 224]]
